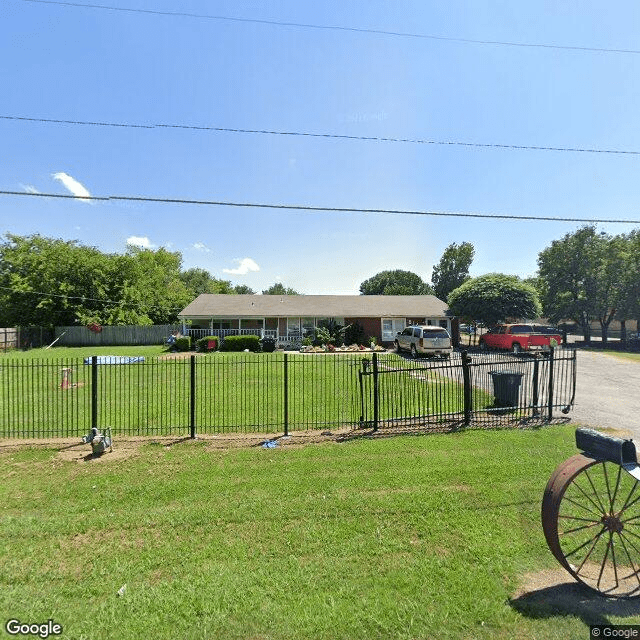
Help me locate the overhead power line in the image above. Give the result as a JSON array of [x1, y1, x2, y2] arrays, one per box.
[[19, 0, 640, 55], [2, 114, 639, 157], [2, 190, 639, 225], [0, 285, 186, 314]]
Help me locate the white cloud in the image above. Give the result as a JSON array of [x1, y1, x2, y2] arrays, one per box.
[[223, 258, 260, 276], [126, 236, 155, 249], [193, 242, 211, 253], [20, 184, 40, 195], [52, 172, 92, 203]]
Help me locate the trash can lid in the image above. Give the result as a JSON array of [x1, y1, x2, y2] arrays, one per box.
[[489, 370, 524, 377]]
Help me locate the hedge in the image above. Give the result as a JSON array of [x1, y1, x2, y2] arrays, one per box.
[[220, 335, 261, 352]]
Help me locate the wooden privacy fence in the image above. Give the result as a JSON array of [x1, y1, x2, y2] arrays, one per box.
[[0, 328, 18, 352], [54, 325, 181, 346]]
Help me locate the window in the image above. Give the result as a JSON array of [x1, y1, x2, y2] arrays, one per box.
[[302, 317, 315, 335], [413, 328, 421, 338], [287, 318, 301, 335], [424, 329, 449, 339], [511, 325, 533, 334]]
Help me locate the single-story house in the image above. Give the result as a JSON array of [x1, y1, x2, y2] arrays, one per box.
[[178, 294, 456, 346]]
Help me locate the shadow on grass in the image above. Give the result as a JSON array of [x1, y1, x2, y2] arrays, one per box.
[[336, 416, 572, 443], [509, 581, 640, 626]]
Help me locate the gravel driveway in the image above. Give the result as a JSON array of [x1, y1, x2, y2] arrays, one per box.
[[570, 350, 640, 440]]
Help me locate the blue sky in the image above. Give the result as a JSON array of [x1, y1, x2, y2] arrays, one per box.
[[2, 0, 640, 294]]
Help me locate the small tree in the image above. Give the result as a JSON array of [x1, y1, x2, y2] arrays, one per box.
[[448, 273, 541, 326], [313, 319, 346, 346]]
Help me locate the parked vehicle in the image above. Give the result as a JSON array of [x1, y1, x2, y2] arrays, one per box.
[[479, 324, 562, 353], [395, 325, 453, 358]]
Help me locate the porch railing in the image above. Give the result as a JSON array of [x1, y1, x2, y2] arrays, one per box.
[[185, 328, 299, 343]]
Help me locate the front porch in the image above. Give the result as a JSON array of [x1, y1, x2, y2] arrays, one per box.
[[182, 316, 343, 348], [186, 326, 300, 344]]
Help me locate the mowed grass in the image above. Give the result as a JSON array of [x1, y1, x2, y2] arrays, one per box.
[[0, 348, 481, 437], [2, 426, 639, 640]]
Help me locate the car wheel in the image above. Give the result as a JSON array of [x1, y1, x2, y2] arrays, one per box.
[[410, 344, 418, 358], [512, 343, 522, 353]]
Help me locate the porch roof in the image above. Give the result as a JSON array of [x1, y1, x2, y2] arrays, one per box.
[[179, 294, 450, 320]]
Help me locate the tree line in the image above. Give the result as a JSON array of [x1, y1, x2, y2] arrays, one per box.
[[1, 229, 638, 342], [0, 234, 300, 328]]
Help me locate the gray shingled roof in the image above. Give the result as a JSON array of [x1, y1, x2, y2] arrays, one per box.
[[179, 294, 450, 319]]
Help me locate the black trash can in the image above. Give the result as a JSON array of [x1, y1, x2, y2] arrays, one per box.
[[489, 370, 524, 408]]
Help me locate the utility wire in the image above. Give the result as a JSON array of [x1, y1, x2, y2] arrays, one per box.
[[2, 114, 639, 156], [2, 190, 639, 224], [19, 0, 640, 55], [0, 285, 186, 313]]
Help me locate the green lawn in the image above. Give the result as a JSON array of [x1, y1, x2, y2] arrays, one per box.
[[1, 426, 637, 640], [0, 349, 488, 438], [0, 345, 169, 361]]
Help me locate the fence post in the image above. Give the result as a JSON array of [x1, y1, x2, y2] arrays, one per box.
[[283, 353, 289, 436], [91, 355, 98, 430], [190, 355, 196, 439], [461, 350, 472, 427], [547, 347, 555, 422], [372, 352, 379, 432], [358, 369, 364, 424], [532, 353, 540, 417]]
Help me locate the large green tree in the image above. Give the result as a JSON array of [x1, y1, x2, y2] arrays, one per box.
[[180, 268, 236, 296], [447, 273, 541, 326], [431, 242, 474, 302], [0, 234, 114, 327], [0, 234, 193, 327], [359, 270, 434, 295], [617, 230, 640, 339], [114, 247, 193, 325], [232, 284, 256, 294], [537, 226, 627, 344]]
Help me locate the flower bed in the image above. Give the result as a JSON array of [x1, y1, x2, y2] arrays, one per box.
[[299, 344, 386, 353]]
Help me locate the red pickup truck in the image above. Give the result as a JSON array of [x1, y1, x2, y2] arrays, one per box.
[[479, 324, 562, 353]]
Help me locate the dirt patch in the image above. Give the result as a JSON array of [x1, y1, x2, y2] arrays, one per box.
[[0, 428, 356, 463], [155, 351, 200, 360], [510, 569, 640, 623], [54, 441, 142, 464]]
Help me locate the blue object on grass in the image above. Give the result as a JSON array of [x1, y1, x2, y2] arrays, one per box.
[[262, 440, 279, 449], [84, 356, 146, 365]]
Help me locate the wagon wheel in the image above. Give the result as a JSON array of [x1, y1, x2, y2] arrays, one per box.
[[542, 454, 640, 597]]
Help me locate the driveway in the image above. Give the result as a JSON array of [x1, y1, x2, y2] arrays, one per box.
[[571, 350, 640, 440]]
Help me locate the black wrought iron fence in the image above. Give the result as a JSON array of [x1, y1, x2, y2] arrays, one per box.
[[0, 348, 576, 439], [359, 348, 577, 432]]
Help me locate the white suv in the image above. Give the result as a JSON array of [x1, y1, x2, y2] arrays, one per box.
[[395, 325, 452, 359]]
